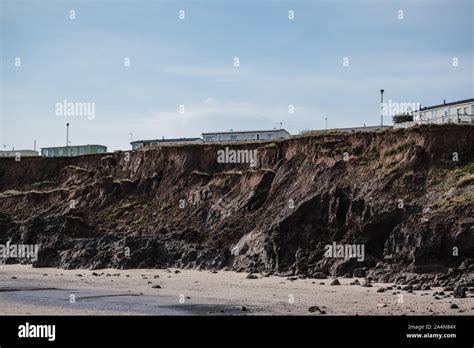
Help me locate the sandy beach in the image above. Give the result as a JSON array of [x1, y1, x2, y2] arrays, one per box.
[[0, 265, 472, 316]]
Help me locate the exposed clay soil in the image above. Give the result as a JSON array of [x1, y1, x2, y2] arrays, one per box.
[[0, 125, 473, 294]]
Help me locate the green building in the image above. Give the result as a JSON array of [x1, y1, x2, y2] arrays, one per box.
[[41, 144, 107, 157]]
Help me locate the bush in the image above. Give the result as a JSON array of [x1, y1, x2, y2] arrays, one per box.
[[392, 114, 414, 124]]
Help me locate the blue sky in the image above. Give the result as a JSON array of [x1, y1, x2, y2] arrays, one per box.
[[1, 0, 473, 151]]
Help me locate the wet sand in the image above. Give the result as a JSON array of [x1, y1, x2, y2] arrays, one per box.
[[0, 265, 472, 315]]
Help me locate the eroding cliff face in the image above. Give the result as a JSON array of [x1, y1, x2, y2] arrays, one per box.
[[0, 125, 473, 286]]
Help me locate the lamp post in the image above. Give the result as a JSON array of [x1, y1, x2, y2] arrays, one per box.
[[129, 133, 133, 142], [66, 123, 70, 156], [325, 117, 328, 130], [275, 122, 283, 139], [380, 89, 385, 127]]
